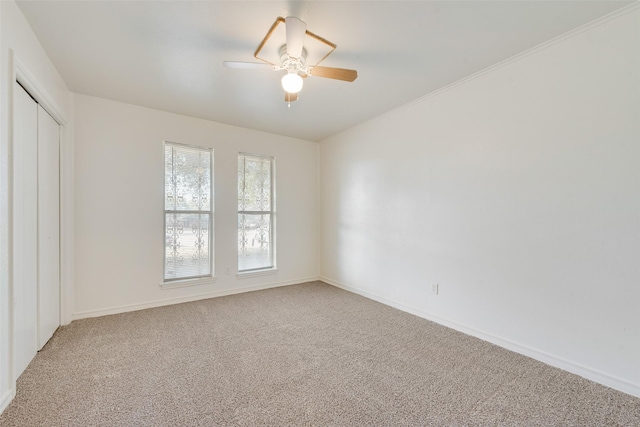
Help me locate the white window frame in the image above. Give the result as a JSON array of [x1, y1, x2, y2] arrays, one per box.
[[163, 141, 214, 284], [237, 153, 276, 273]]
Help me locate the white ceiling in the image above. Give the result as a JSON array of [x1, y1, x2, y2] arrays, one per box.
[[17, 1, 632, 142]]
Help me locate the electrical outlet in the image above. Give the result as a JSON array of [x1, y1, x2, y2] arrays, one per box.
[[432, 283, 439, 295]]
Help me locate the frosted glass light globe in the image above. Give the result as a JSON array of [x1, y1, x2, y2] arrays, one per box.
[[281, 72, 303, 94]]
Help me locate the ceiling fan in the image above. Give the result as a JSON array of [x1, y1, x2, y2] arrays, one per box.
[[224, 16, 358, 104]]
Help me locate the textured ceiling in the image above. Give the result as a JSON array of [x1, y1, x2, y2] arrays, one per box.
[[17, 1, 632, 141]]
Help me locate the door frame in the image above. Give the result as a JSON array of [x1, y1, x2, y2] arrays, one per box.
[[5, 50, 73, 395]]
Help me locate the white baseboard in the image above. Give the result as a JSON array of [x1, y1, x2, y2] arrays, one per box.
[[321, 276, 640, 399], [0, 388, 16, 416], [72, 276, 320, 321]]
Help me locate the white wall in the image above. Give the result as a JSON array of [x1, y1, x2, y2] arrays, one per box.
[[320, 8, 640, 397], [0, 0, 73, 413], [73, 94, 318, 318]]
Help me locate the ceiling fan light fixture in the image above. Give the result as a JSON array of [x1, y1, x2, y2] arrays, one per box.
[[224, 16, 357, 103], [281, 72, 303, 94]]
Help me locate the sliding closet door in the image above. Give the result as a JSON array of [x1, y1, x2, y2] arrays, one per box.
[[13, 83, 61, 378], [13, 82, 39, 378], [37, 105, 60, 349]]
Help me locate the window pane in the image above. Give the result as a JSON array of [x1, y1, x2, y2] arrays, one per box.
[[238, 213, 272, 271], [164, 145, 175, 210], [166, 145, 211, 212], [238, 156, 271, 212], [165, 213, 211, 280]]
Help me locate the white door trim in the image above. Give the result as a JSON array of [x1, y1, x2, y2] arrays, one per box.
[[5, 50, 73, 397], [13, 54, 73, 330]]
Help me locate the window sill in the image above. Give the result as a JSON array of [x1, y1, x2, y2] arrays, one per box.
[[236, 268, 278, 280], [161, 276, 217, 290]]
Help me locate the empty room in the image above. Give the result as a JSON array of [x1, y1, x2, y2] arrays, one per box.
[[1, 0, 639, 425]]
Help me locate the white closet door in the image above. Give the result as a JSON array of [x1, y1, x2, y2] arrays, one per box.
[[37, 105, 60, 349], [13, 82, 39, 378]]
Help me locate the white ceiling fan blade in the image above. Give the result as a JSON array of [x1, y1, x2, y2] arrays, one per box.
[[285, 16, 306, 59], [223, 61, 274, 70]]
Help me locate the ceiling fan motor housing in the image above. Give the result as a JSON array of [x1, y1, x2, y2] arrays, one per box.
[[280, 45, 307, 75]]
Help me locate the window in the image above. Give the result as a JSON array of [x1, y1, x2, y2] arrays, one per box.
[[238, 154, 275, 272], [164, 142, 213, 281]]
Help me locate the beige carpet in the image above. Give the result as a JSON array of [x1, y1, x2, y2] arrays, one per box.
[[1, 281, 638, 426]]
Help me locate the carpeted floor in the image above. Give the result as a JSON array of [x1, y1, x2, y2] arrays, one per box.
[[1, 281, 638, 426]]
